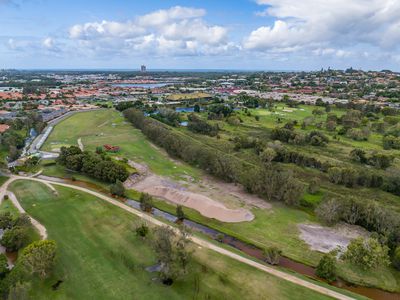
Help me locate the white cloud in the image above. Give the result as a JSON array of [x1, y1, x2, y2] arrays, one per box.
[[67, 6, 230, 57], [137, 6, 205, 27], [247, 0, 400, 53]]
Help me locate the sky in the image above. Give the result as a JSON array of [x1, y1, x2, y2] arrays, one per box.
[[1, 0, 400, 71]]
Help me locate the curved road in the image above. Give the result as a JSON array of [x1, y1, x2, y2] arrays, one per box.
[[1, 175, 355, 300]]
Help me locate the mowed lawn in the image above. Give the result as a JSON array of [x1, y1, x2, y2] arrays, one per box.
[[42, 109, 200, 180], [9, 180, 334, 300]]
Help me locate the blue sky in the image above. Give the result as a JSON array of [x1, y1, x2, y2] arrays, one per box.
[[1, 0, 400, 70]]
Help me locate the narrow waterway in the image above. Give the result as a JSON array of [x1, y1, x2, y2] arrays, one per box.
[[38, 176, 400, 300]]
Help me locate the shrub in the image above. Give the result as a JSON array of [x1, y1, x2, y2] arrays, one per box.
[[135, 223, 149, 238], [20, 240, 57, 279], [0, 254, 9, 278], [316, 253, 337, 282], [176, 205, 185, 221], [342, 238, 390, 270], [315, 199, 342, 226], [139, 193, 153, 212], [110, 180, 125, 196], [392, 246, 400, 271], [1, 226, 29, 251], [264, 246, 281, 265], [0, 212, 13, 229]]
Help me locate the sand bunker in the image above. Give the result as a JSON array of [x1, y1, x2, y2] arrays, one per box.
[[298, 223, 369, 253], [132, 174, 254, 223]]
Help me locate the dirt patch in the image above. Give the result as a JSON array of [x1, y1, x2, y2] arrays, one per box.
[[131, 174, 254, 223], [298, 223, 370, 253], [194, 176, 272, 210], [77, 138, 84, 151]]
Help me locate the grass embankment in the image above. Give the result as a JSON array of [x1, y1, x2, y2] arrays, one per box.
[[9, 180, 334, 300]]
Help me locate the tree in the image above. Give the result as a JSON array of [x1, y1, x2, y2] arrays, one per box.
[[20, 240, 57, 279], [7, 282, 31, 300], [316, 198, 342, 226], [1, 227, 29, 251], [342, 238, 390, 269], [0, 212, 13, 229], [176, 205, 185, 221], [316, 252, 337, 282], [193, 104, 200, 113], [152, 226, 191, 283], [264, 246, 281, 265], [392, 246, 400, 271], [13, 214, 31, 228], [110, 180, 125, 196], [0, 254, 9, 278], [350, 148, 367, 163], [259, 148, 276, 166], [326, 120, 336, 131], [139, 193, 153, 212], [307, 178, 320, 195], [368, 152, 393, 169]]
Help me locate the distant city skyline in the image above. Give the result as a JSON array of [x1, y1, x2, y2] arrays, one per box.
[[1, 0, 400, 71]]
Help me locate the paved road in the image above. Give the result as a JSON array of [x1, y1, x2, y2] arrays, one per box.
[[1, 175, 355, 300]]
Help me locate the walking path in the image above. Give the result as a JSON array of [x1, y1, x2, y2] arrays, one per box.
[[6, 191, 48, 239], [0, 175, 354, 300]]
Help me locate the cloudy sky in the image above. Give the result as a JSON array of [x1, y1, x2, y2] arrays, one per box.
[[1, 0, 400, 70]]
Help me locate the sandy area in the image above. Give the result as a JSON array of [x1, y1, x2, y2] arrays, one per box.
[[131, 174, 254, 223], [298, 223, 369, 253], [122, 158, 262, 223]]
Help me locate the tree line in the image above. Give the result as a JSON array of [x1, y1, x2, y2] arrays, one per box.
[[123, 109, 304, 205], [57, 146, 129, 183]]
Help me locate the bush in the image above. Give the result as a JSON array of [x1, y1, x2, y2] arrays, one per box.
[[315, 199, 342, 226], [12, 214, 31, 228], [0, 212, 13, 230], [57, 146, 129, 183], [316, 253, 337, 282], [307, 178, 320, 195], [135, 223, 149, 238], [110, 180, 125, 196], [1, 226, 29, 252], [342, 238, 390, 270], [392, 246, 400, 271], [176, 205, 185, 221], [20, 240, 57, 279], [264, 246, 281, 265], [139, 193, 153, 212], [0, 254, 9, 278]]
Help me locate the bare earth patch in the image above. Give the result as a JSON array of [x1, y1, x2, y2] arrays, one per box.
[[123, 158, 263, 222], [131, 174, 254, 223], [298, 223, 369, 253]]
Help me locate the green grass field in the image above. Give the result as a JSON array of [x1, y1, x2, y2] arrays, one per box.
[[8, 180, 335, 300], [42, 109, 200, 180]]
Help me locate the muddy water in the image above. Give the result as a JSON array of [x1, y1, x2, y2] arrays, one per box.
[[40, 177, 400, 300]]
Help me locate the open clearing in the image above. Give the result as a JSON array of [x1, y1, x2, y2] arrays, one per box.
[[8, 179, 335, 300], [298, 223, 369, 253]]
